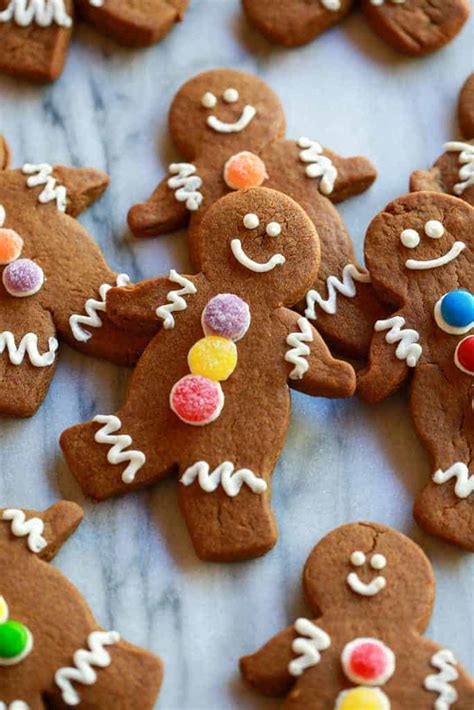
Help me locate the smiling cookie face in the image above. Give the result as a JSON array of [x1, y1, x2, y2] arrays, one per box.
[[303, 522, 435, 628], [364, 192, 474, 307], [196, 187, 320, 306], [168, 69, 286, 159]]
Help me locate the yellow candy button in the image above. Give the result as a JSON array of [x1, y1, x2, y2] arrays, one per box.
[[188, 336, 237, 381], [335, 687, 390, 710]]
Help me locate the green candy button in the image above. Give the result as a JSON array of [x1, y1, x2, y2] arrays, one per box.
[[0, 620, 29, 659]]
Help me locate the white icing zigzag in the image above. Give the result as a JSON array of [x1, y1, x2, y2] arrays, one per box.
[[155, 270, 197, 329], [0, 204, 6, 227], [55, 630, 120, 706], [93, 415, 146, 484], [168, 163, 203, 211], [289, 618, 331, 677], [0, 332, 58, 367], [298, 137, 338, 195], [22, 163, 67, 212], [375, 316, 422, 367], [0, 0, 72, 27], [180, 461, 268, 498], [2, 509, 47, 553], [320, 0, 341, 10], [305, 263, 371, 320], [0, 702, 30, 710], [433, 463, 474, 499], [445, 141, 474, 196], [69, 274, 130, 342], [424, 649, 459, 710], [285, 317, 313, 380]]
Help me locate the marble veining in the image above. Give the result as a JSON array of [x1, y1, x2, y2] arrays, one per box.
[[0, 2, 473, 708]]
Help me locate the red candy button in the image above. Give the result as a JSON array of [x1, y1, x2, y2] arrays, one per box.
[[455, 335, 474, 375], [170, 374, 224, 426], [341, 638, 396, 687]]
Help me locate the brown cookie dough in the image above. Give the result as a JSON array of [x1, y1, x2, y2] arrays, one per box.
[[0, 136, 150, 418], [358, 192, 474, 551], [361, 0, 470, 56], [241, 522, 474, 708], [0, 501, 163, 708], [0, 135, 11, 170], [61, 187, 356, 563], [128, 68, 386, 360], [411, 75, 474, 207], [242, 0, 354, 48]]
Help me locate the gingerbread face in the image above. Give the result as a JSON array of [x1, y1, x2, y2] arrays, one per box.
[[198, 188, 320, 306], [303, 523, 434, 627], [169, 69, 286, 159], [365, 192, 473, 306]]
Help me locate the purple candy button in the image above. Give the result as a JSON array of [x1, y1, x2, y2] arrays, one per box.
[[2, 258, 44, 298], [202, 293, 251, 342]]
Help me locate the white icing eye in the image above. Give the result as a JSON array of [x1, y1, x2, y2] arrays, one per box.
[[266, 222, 281, 237], [370, 554, 387, 570], [243, 213, 260, 230], [425, 220, 445, 239], [350, 551, 366, 567], [223, 88, 239, 104], [400, 229, 420, 249], [201, 92, 217, 109]]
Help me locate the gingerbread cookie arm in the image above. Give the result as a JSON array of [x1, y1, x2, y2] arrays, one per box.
[[0, 135, 11, 170], [128, 174, 190, 238], [0, 501, 83, 561], [52, 165, 109, 217], [324, 149, 377, 204], [280, 309, 356, 398], [459, 73, 474, 138], [240, 626, 298, 697]]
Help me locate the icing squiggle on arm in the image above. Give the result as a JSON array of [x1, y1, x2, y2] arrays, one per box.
[[374, 316, 422, 367], [22, 163, 67, 212], [168, 163, 203, 211], [2, 509, 47, 553], [445, 141, 474, 196], [155, 270, 197, 329], [424, 649, 459, 710], [433, 463, 474, 499], [93, 415, 146, 484], [298, 137, 338, 195], [285, 317, 313, 380], [69, 274, 130, 342], [180, 461, 267, 497], [0, 0, 72, 28], [55, 631, 120, 706], [305, 264, 371, 320], [0, 332, 58, 367], [289, 618, 331, 677]]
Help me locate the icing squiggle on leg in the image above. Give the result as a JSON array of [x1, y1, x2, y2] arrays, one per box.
[[0, 332, 58, 367], [433, 463, 474, 499], [305, 264, 371, 320], [69, 274, 130, 342], [180, 461, 267, 497]]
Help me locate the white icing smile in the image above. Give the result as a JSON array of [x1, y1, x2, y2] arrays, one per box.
[[400, 220, 466, 271], [231, 239, 285, 273], [347, 551, 387, 597], [406, 241, 466, 270], [207, 105, 257, 134]]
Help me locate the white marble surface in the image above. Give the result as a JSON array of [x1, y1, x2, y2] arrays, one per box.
[[0, 2, 473, 708]]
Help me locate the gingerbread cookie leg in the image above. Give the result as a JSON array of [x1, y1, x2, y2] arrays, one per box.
[[411, 366, 474, 551]]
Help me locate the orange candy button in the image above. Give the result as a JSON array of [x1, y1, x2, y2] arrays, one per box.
[[223, 151, 268, 190], [0, 228, 23, 265]]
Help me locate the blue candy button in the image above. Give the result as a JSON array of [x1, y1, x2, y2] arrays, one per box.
[[440, 290, 474, 328]]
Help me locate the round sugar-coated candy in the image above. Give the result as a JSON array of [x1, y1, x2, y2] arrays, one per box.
[[455, 335, 474, 375], [202, 294, 251, 342], [170, 375, 224, 426], [188, 336, 237, 381], [0, 620, 30, 663], [0, 228, 23, 265], [223, 151, 268, 190], [440, 290, 474, 329], [2, 258, 44, 297], [335, 687, 390, 710], [342, 638, 395, 686]]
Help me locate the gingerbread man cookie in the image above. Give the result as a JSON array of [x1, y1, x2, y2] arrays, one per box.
[[61, 187, 356, 562], [0, 500, 163, 707], [0, 0, 188, 82], [0, 136, 149, 417], [128, 68, 387, 359], [411, 74, 474, 207], [243, 0, 470, 54], [357, 191, 474, 551], [241, 522, 474, 709]]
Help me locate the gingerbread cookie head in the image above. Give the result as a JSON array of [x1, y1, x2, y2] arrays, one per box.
[[197, 187, 320, 306], [0, 501, 163, 708], [364, 192, 473, 308], [303, 523, 435, 629], [361, 0, 470, 56], [169, 69, 286, 160]]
